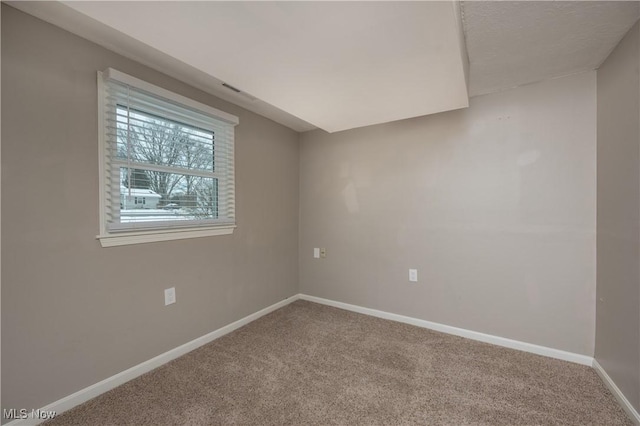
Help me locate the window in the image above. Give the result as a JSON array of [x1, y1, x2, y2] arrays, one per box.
[[97, 69, 239, 247]]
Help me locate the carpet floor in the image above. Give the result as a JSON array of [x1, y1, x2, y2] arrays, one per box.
[[47, 300, 631, 425]]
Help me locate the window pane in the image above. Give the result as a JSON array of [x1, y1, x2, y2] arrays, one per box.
[[119, 168, 218, 224], [116, 107, 214, 172]]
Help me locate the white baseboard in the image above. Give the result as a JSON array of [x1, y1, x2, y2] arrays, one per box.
[[9, 293, 619, 426], [5, 294, 300, 426], [299, 294, 594, 366], [593, 359, 640, 424]]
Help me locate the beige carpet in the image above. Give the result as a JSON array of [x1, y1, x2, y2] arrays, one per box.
[[47, 300, 631, 425]]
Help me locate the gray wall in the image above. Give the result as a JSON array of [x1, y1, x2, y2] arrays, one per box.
[[1, 5, 299, 413], [595, 20, 640, 412], [6, 1, 640, 419], [300, 72, 597, 356]]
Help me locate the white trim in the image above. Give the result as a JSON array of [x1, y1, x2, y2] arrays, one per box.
[[593, 359, 640, 424], [103, 68, 239, 125], [299, 294, 594, 366], [97, 225, 236, 247], [97, 72, 107, 236], [4, 295, 300, 426]]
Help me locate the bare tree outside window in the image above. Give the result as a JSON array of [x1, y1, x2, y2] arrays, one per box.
[[116, 107, 218, 220]]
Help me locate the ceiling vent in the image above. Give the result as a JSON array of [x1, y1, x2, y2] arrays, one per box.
[[222, 82, 257, 102]]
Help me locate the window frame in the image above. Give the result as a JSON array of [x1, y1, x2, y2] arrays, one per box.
[[97, 69, 239, 247]]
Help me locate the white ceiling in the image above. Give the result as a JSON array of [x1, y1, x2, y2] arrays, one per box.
[[8, 1, 640, 133], [463, 1, 640, 97], [10, 1, 469, 133], [8, 1, 317, 132]]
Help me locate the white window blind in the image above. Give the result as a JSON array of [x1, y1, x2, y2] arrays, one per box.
[[98, 69, 238, 243]]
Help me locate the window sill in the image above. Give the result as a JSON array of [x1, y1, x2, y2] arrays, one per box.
[[97, 225, 235, 247]]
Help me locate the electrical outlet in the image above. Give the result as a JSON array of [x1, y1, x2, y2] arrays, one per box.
[[320, 248, 326, 258], [409, 269, 418, 282], [164, 287, 176, 305]]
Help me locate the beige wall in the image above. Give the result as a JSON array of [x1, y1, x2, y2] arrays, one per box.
[[1, 5, 299, 414], [595, 20, 640, 412], [300, 72, 597, 356]]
